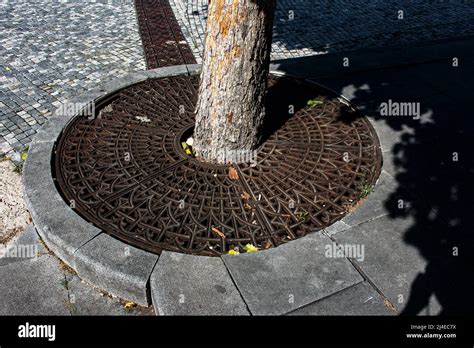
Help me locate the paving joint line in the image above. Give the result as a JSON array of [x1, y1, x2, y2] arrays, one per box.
[[325, 231, 399, 314]]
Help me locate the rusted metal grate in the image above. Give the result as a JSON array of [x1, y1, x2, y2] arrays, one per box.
[[53, 75, 381, 256], [135, 0, 197, 69]]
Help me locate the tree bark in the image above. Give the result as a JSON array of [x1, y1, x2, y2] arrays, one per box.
[[193, 0, 276, 163]]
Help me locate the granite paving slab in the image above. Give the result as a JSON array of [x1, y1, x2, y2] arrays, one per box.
[[333, 214, 443, 315], [66, 276, 154, 316], [150, 251, 249, 316], [288, 282, 396, 316], [0, 224, 46, 266], [73, 233, 159, 306], [222, 232, 363, 315], [22, 140, 101, 267], [0, 255, 70, 315]]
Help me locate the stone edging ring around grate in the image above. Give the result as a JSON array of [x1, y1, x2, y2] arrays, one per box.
[[23, 65, 385, 315]]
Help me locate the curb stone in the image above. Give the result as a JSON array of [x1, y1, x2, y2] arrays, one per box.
[[23, 65, 200, 304], [150, 251, 250, 315], [74, 233, 159, 307], [222, 233, 364, 316]]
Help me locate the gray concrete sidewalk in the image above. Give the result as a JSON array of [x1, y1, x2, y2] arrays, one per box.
[[272, 37, 474, 315], [0, 225, 154, 315]]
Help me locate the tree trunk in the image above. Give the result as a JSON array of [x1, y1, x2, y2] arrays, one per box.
[[193, 0, 276, 163]]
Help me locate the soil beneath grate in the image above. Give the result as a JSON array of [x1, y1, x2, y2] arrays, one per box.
[[53, 74, 381, 256]]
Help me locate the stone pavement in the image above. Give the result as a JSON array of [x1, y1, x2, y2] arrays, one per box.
[[2, 1, 474, 158], [138, 38, 474, 315], [169, 0, 474, 62], [135, 0, 196, 69], [0, 225, 154, 315], [271, 36, 474, 315], [1, 0, 473, 315], [0, 0, 146, 158]]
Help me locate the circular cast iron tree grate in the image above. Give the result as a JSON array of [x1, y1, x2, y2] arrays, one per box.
[[53, 74, 381, 256]]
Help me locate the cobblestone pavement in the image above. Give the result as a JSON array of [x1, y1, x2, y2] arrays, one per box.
[[0, 0, 146, 157], [2, 0, 474, 157], [169, 0, 474, 63]]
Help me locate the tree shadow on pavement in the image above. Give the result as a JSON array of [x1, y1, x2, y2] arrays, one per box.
[[273, 43, 474, 315], [271, 0, 474, 56]]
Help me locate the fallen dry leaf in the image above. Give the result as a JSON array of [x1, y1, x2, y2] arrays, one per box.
[[124, 301, 137, 309], [263, 241, 273, 249], [383, 298, 398, 313], [241, 191, 251, 200], [228, 167, 239, 180], [211, 227, 225, 238]]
